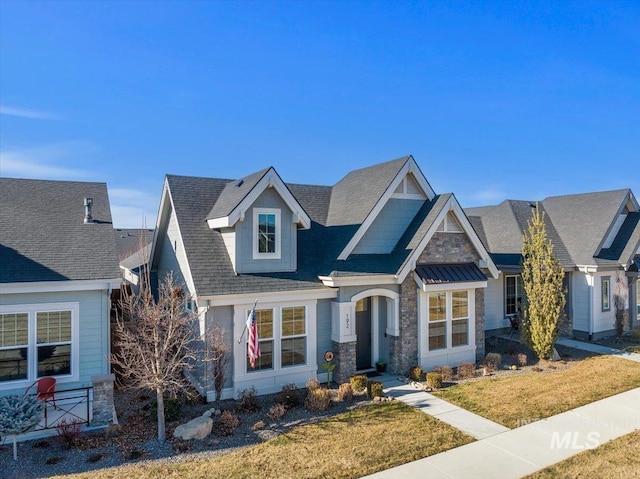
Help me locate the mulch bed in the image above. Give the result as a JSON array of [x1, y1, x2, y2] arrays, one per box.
[[0, 384, 372, 479]]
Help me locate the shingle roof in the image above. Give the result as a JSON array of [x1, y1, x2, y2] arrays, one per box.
[[205, 169, 267, 220], [326, 156, 410, 226], [0, 178, 120, 283], [114, 228, 154, 260], [467, 189, 634, 270], [161, 159, 451, 296]]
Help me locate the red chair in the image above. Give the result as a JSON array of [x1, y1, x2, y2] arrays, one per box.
[[25, 377, 57, 408]]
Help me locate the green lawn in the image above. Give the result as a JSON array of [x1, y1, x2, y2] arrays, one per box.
[[434, 356, 640, 428], [57, 401, 473, 479]]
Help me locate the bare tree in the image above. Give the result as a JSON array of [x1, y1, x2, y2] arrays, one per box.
[[209, 327, 230, 405], [112, 272, 203, 442]]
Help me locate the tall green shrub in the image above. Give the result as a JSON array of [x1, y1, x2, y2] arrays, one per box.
[[520, 205, 566, 360]]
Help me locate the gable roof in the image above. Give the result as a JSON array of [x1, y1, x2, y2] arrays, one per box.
[[0, 178, 120, 283], [152, 158, 495, 297], [206, 167, 311, 230], [114, 228, 154, 260], [467, 189, 637, 270]]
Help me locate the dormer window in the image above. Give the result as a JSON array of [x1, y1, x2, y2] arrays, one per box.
[[254, 208, 281, 259]]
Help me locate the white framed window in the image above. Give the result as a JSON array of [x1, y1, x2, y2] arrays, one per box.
[[0, 302, 79, 388], [505, 275, 524, 316], [253, 208, 281, 259], [601, 276, 611, 312], [427, 290, 470, 351], [428, 293, 447, 350], [246, 305, 307, 373]]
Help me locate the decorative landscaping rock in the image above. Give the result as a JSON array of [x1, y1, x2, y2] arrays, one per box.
[[173, 416, 213, 440], [551, 347, 561, 361], [202, 408, 222, 418]]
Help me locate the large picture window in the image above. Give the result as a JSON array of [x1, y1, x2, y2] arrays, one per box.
[[0, 303, 78, 386], [505, 275, 524, 316], [253, 208, 281, 259], [427, 290, 471, 351], [246, 305, 307, 373]]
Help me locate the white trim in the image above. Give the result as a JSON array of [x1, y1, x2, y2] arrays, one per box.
[[232, 299, 318, 395], [148, 179, 197, 295], [0, 302, 80, 391], [319, 275, 398, 288], [397, 195, 499, 283], [252, 208, 282, 260], [0, 279, 121, 295], [209, 168, 311, 230], [200, 288, 337, 307], [338, 157, 435, 260], [413, 273, 488, 292]]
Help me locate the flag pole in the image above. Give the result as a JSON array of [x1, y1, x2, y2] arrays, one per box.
[[237, 299, 258, 344]]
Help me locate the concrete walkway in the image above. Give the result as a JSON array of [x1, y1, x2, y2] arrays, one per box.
[[364, 340, 640, 478], [380, 377, 509, 440], [556, 337, 640, 362], [364, 387, 640, 479]]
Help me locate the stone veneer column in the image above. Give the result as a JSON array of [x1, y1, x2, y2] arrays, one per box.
[[475, 289, 485, 361], [91, 374, 116, 427], [332, 341, 356, 384], [394, 276, 419, 375]]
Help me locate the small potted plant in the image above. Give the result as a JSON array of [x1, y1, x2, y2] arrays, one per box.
[[375, 360, 387, 373]]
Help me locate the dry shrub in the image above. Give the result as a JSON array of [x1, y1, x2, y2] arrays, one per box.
[[217, 410, 240, 436], [252, 420, 265, 431], [349, 374, 368, 393], [306, 378, 320, 392], [367, 381, 384, 399], [483, 353, 502, 372], [337, 382, 353, 401], [426, 372, 443, 390], [408, 366, 423, 381], [305, 387, 332, 411], [516, 352, 528, 367], [432, 365, 453, 382], [267, 403, 286, 421], [55, 419, 83, 450], [236, 387, 261, 412], [456, 362, 476, 379], [278, 383, 301, 410]]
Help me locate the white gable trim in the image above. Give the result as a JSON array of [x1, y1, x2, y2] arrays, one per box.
[[397, 195, 499, 283], [595, 190, 639, 258], [207, 168, 311, 230], [149, 178, 197, 295], [0, 279, 121, 295], [337, 157, 435, 260]]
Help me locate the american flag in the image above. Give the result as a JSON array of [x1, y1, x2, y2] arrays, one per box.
[[247, 301, 260, 369]]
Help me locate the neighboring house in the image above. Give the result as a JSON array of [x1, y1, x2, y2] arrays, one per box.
[[148, 156, 498, 400], [0, 178, 121, 433], [466, 189, 640, 340], [115, 228, 154, 291]]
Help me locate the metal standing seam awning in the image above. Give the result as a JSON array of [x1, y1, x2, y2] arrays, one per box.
[[414, 262, 488, 290]]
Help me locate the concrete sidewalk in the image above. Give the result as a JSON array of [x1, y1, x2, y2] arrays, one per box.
[[381, 377, 509, 440], [363, 387, 640, 479], [556, 337, 640, 362]]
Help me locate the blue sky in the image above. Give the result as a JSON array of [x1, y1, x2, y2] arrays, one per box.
[[1, 1, 638, 228]]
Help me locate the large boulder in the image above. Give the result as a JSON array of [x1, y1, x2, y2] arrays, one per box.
[[173, 416, 213, 440]]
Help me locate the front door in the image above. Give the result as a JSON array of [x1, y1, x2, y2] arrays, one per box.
[[356, 298, 372, 370]]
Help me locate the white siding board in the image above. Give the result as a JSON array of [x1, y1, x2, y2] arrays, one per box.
[[484, 276, 506, 331]]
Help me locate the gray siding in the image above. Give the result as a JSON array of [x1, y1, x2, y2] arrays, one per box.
[[156, 207, 190, 292], [337, 285, 399, 302], [484, 276, 507, 331], [572, 273, 590, 332], [236, 189, 297, 273], [316, 299, 332, 373], [353, 198, 425, 254], [208, 305, 234, 390], [0, 289, 110, 395]]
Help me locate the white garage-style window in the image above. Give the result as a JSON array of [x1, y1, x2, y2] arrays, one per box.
[[253, 208, 281, 259], [246, 305, 307, 373], [0, 302, 79, 388], [427, 291, 470, 351]]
